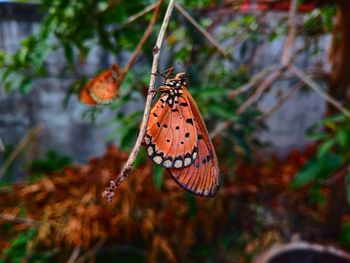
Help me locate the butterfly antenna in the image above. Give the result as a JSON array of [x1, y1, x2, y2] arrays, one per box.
[[185, 29, 197, 74]]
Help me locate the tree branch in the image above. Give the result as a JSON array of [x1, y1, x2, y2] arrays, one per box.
[[0, 213, 42, 227], [0, 124, 44, 179], [174, 2, 230, 60], [237, 65, 286, 115], [281, 0, 298, 66], [102, 0, 176, 202], [75, 238, 107, 263], [124, 2, 158, 25], [0, 136, 4, 153], [228, 65, 278, 99], [289, 65, 350, 119], [122, 0, 164, 76], [257, 80, 302, 121]]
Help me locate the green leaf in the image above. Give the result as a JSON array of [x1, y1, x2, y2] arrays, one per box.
[[345, 169, 350, 205], [292, 153, 343, 188], [195, 87, 229, 98], [153, 165, 164, 190], [209, 104, 238, 121], [336, 128, 348, 148], [317, 139, 336, 158]]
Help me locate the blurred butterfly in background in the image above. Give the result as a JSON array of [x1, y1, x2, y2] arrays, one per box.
[[144, 69, 220, 197], [79, 64, 120, 105]]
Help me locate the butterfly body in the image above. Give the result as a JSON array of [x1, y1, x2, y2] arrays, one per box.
[[144, 72, 220, 197]]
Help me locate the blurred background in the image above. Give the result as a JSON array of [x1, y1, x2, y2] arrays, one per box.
[[1, 0, 350, 262]]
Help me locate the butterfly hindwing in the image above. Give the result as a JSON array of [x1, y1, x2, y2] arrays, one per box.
[[167, 87, 220, 197], [79, 64, 120, 105]]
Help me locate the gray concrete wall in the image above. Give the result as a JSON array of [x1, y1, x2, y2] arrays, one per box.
[[0, 3, 329, 171]]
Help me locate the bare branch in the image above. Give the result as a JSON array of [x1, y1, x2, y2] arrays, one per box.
[[236, 66, 286, 115], [124, 2, 158, 25], [174, 2, 230, 60], [0, 124, 44, 179], [75, 239, 107, 263], [0, 136, 4, 152], [209, 120, 231, 139], [228, 65, 278, 99], [289, 65, 350, 119], [67, 247, 81, 263], [102, 0, 176, 202], [281, 0, 298, 66], [122, 0, 164, 76], [257, 81, 302, 121], [210, 66, 286, 138], [0, 213, 42, 226]]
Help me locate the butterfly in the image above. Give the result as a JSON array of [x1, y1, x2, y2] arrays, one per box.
[[144, 70, 220, 197], [79, 64, 120, 105]]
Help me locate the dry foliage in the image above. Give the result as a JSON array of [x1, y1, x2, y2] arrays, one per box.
[[0, 144, 329, 262]]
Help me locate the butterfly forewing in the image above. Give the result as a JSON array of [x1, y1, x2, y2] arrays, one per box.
[[167, 87, 220, 197], [145, 89, 198, 169]]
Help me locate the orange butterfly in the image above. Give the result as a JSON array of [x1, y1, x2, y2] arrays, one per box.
[[144, 70, 220, 197], [79, 64, 120, 105]]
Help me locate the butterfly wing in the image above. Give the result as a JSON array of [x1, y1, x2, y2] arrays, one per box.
[[79, 64, 120, 105], [145, 93, 198, 169], [167, 87, 220, 197]]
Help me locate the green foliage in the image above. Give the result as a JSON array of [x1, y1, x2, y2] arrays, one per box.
[[292, 113, 350, 204], [153, 165, 165, 190], [303, 5, 336, 35], [0, 228, 54, 263], [28, 150, 72, 176]]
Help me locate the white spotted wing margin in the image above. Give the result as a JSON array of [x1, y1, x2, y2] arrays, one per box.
[[144, 87, 198, 169]]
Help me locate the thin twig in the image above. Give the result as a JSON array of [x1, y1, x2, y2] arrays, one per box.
[[0, 136, 4, 152], [209, 120, 231, 139], [75, 238, 107, 263], [289, 65, 350, 119], [122, 0, 164, 76], [281, 0, 298, 66], [67, 247, 81, 263], [257, 81, 302, 121], [102, 0, 176, 202], [237, 66, 286, 115], [0, 213, 42, 226], [124, 2, 158, 25], [0, 124, 44, 179], [174, 2, 230, 60], [322, 165, 348, 186], [210, 66, 286, 138], [228, 65, 278, 99]]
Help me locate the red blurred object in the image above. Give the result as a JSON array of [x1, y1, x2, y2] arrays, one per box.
[[237, 0, 325, 13]]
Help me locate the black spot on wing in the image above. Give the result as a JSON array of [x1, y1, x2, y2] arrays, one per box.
[[186, 118, 194, 125], [180, 102, 188, 107]]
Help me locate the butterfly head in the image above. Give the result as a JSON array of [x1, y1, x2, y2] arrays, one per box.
[[157, 72, 187, 107]]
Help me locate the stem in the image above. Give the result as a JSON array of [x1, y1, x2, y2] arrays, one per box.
[[289, 65, 350, 119], [174, 2, 229, 60], [122, 0, 164, 76], [102, 0, 176, 202]]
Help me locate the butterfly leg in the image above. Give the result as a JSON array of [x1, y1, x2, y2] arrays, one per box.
[[160, 67, 175, 80]]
